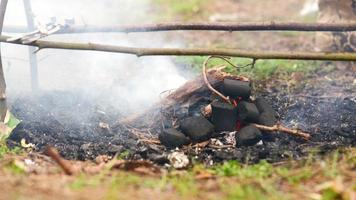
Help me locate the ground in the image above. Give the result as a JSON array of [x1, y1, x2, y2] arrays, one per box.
[[0, 0, 355, 200]]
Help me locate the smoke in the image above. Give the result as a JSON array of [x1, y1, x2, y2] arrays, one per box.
[[2, 0, 187, 116]]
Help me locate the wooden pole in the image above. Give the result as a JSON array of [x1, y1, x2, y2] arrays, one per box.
[[0, 0, 8, 122], [1, 35, 356, 61], [3, 22, 356, 34], [23, 0, 39, 91]]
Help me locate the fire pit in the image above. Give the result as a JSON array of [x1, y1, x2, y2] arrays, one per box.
[[6, 64, 355, 166]]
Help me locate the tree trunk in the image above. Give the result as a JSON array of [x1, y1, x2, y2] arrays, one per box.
[[0, 0, 8, 122], [317, 0, 356, 52]]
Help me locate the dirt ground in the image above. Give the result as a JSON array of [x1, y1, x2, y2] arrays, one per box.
[[0, 0, 355, 200]]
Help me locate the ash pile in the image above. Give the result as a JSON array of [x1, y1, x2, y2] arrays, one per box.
[[159, 78, 280, 149]]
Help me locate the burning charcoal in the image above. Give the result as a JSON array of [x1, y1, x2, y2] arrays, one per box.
[[221, 79, 251, 100], [211, 101, 238, 131], [237, 101, 260, 123], [159, 128, 190, 148], [254, 97, 278, 117], [235, 125, 262, 146], [180, 116, 214, 142]]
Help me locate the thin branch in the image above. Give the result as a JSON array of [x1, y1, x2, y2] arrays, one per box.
[[203, 56, 231, 103], [45, 146, 75, 175], [252, 123, 311, 140], [4, 22, 356, 33], [1, 35, 356, 61]]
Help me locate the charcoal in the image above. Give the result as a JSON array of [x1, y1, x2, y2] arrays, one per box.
[[254, 97, 278, 117], [221, 79, 251, 100], [258, 112, 277, 126], [180, 116, 214, 142], [235, 125, 262, 146], [258, 112, 277, 141], [211, 101, 238, 131], [237, 101, 260, 123], [159, 128, 190, 148]]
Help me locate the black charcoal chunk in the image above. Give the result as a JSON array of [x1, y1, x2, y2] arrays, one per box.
[[159, 128, 190, 148], [235, 125, 262, 146], [221, 79, 251, 100], [258, 112, 277, 126], [258, 112, 278, 141], [180, 116, 214, 142], [237, 101, 260, 123], [254, 98, 278, 117], [211, 101, 238, 131]]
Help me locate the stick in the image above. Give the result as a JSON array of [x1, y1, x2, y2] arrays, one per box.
[[23, 0, 39, 91], [252, 123, 311, 140], [203, 56, 231, 103], [1, 35, 356, 61], [4, 22, 356, 33], [0, 0, 8, 122], [45, 146, 75, 175]]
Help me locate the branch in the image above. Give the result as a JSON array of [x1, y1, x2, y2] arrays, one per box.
[[252, 123, 311, 140], [1, 35, 356, 61], [4, 22, 356, 33], [45, 146, 75, 175]]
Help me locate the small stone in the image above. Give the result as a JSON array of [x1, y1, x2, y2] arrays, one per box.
[[235, 125, 262, 146], [168, 152, 189, 169], [107, 145, 123, 153], [180, 116, 214, 142], [159, 128, 190, 148]]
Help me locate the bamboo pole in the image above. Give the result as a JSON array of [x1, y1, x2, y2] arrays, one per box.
[[23, 0, 39, 91], [0, 0, 8, 122], [3, 22, 356, 34], [1, 35, 356, 61]]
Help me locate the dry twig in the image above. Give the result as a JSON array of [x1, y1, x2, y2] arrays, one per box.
[[45, 146, 75, 175], [202, 56, 232, 103], [252, 123, 311, 140]]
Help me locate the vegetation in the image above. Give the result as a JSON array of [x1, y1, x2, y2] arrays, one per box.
[[152, 0, 207, 20], [60, 149, 355, 200], [174, 56, 320, 80]]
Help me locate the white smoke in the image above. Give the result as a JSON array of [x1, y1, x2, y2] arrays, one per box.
[[2, 0, 187, 115], [300, 0, 319, 16]]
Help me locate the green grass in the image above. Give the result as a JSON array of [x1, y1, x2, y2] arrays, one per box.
[[0, 113, 22, 158], [153, 0, 207, 20], [6, 113, 20, 129], [61, 149, 356, 199], [174, 56, 320, 81]]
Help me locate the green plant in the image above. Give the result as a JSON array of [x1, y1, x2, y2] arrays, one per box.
[[153, 0, 207, 20], [213, 160, 274, 179]]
